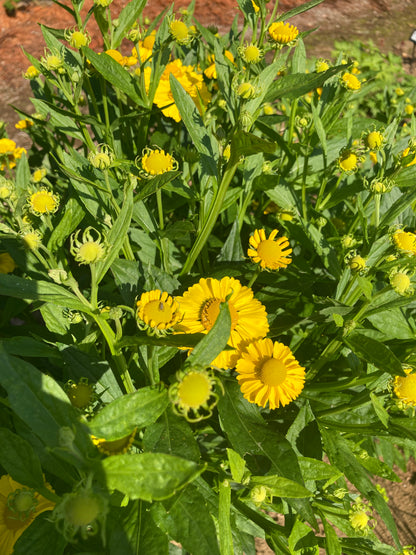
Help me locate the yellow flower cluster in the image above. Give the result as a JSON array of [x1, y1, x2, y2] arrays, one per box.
[[142, 59, 211, 122], [0, 138, 27, 170]]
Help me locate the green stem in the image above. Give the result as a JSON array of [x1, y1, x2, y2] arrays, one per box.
[[146, 344, 159, 385], [301, 152, 310, 220], [374, 193, 380, 229], [247, 265, 262, 288], [317, 174, 342, 211], [180, 159, 239, 276], [90, 263, 98, 309], [306, 337, 343, 381]]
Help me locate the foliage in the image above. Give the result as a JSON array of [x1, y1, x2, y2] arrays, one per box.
[[1, 0, 416, 553]]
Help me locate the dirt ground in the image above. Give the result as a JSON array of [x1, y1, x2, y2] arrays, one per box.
[[1, 0, 416, 552]]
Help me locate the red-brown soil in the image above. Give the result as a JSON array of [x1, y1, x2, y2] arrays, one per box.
[[1, 0, 416, 551]]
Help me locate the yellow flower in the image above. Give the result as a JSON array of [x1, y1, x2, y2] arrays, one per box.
[[364, 130, 384, 151], [15, 119, 33, 130], [236, 338, 305, 409], [91, 429, 136, 455], [21, 229, 42, 250], [33, 168, 47, 183], [169, 368, 222, 422], [140, 147, 178, 176], [105, 49, 126, 65], [0, 178, 14, 199], [28, 189, 59, 216], [395, 87, 404, 96], [268, 21, 299, 45], [338, 149, 358, 173], [175, 276, 269, 356], [24, 65, 40, 79], [251, 0, 260, 12], [263, 103, 274, 115], [315, 58, 330, 73], [0, 475, 55, 555], [0, 138, 16, 155], [369, 151, 378, 164], [394, 368, 416, 408], [348, 255, 366, 272], [70, 227, 107, 265], [169, 20, 191, 44], [88, 144, 114, 170], [393, 229, 416, 255], [239, 44, 263, 64], [389, 270, 413, 296], [248, 229, 292, 270], [405, 104, 414, 116], [136, 289, 181, 332], [0, 253, 16, 274], [349, 508, 370, 531], [236, 82, 257, 99], [341, 72, 361, 91], [204, 51, 234, 79], [13, 147, 27, 161], [43, 53, 64, 72], [401, 147, 416, 167]]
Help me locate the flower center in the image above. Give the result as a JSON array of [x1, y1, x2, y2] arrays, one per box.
[[143, 299, 174, 326], [4, 491, 36, 530], [391, 272, 410, 294], [178, 372, 212, 408], [395, 373, 416, 404], [394, 231, 416, 253], [350, 510, 369, 530], [200, 298, 238, 331], [256, 239, 284, 267], [260, 357, 287, 387], [30, 191, 57, 214], [142, 150, 174, 175], [170, 21, 189, 42], [366, 131, 383, 150], [339, 152, 357, 171], [78, 241, 105, 264], [244, 45, 261, 62]]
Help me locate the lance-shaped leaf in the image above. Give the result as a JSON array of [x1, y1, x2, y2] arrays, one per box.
[[102, 453, 205, 501], [344, 333, 405, 376]]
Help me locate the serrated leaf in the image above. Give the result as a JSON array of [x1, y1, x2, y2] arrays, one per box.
[[227, 448, 247, 483], [89, 387, 169, 440], [102, 453, 204, 501]]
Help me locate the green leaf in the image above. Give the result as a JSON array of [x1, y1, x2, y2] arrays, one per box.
[[321, 516, 342, 555], [227, 448, 247, 483], [0, 274, 91, 313], [250, 475, 313, 498], [40, 303, 70, 337], [111, 258, 144, 305], [344, 332, 405, 376], [152, 484, 220, 555], [279, 0, 324, 20], [143, 409, 200, 462], [218, 381, 317, 526], [108, 500, 168, 555], [229, 131, 276, 165], [370, 392, 389, 429], [379, 188, 416, 227], [288, 520, 319, 555], [135, 171, 181, 202], [95, 183, 134, 284], [0, 428, 44, 489], [298, 457, 342, 483], [102, 453, 205, 501], [219, 480, 234, 555], [15, 153, 31, 195], [186, 302, 231, 368], [89, 387, 169, 440], [0, 337, 60, 358], [264, 66, 343, 103], [84, 47, 146, 106], [112, 0, 146, 47], [13, 512, 67, 555], [169, 74, 219, 179], [367, 308, 415, 340], [47, 196, 85, 251], [31, 98, 84, 141], [319, 426, 400, 547], [0, 352, 92, 454]]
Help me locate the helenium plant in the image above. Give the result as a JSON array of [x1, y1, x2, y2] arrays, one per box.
[[0, 0, 416, 553]]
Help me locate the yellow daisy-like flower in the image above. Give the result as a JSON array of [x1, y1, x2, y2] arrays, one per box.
[[248, 229, 292, 270], [0, 138, 16, 155], [140, 147, 178, 177], [251, 0, 260, 12], [65, 378, 95, 409], [349, 508, 370, 532], [20, 229, 42, 250], [33, 168, 47, 183], [0, 475, 55, 555], [15, 119, 33, 130], [315, 58, 330, 73], [401, 147, 416, 167], [394, 367, 416, 408], [236, 338, 305, 409], [204, 51, 235, 79], [28, 189, 59, 216], [389, 270, 413, 296], [268, 21, 299, 46], [91, 429, 137, 455], [341, 72, 361, 91], [175, 277, 269, 351], [70, 227, 107, 265], [392, 229, 416, 255], [364, 130, 384, 151], [405, 104, 414, 116], [169, 368, 222, 422], [348, 254, 366, 273], [338, 149, 358, 173], [24, 65, 40, 79], [239, 44, 263, 64], [169, 20, 191, 44], [136, 289, 181, 333], [66, 29, 90, 49], [0, 253, 16, 274]]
